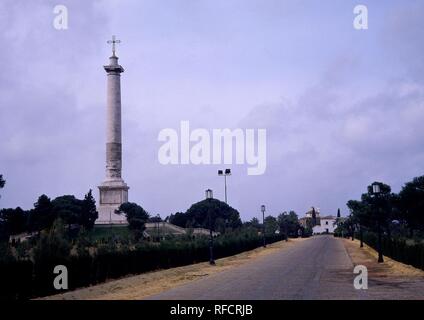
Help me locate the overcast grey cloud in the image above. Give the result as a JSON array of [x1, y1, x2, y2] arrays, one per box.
[[1, 0, 423, 221]]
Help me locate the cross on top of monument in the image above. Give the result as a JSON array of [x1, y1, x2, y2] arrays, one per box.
[[107, 35, 121, 57]]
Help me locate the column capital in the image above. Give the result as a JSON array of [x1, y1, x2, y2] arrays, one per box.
[[104, 64, 124, 73]]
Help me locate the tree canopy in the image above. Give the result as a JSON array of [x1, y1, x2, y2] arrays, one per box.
[[0, 207, 27, 236], [277, 211, 300, 237], [169, 198, 242, 232], [344, 176, 424, 237], [264, 215, 278, 235], [398, 176, 424, 232], [0, 190, 98, 240], [117, 202, 149, 231], [51, 190, 98, 230]]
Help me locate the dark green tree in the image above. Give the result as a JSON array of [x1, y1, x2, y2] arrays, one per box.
[[0, 207, 28, 236], [334, 217, 350, 238], [278, 211, 300, 238], [184, 199, 242, 231], [168, 212, 187, 228], [31, 193, 97, 232], [241, 217, 261, 235], [245, 217, 261, 230], [117, 202, 149, 233], [357, 182, 394, 262], [264, 215, 278, 236], [51, 195, 83, 226], [302, 223, 313, 237], [250, 217, 260, 228], [361, 182, 394, 233], [30, 194, 54, 231], [80, 189, 98, 230], [398, 175, 424, 235], [148, 215, 162, 223], [311, 207, 317, 227], [347, 200, 369, 245]]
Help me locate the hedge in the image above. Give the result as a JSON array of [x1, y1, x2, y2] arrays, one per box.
[[342, 231, 424, 271], [0, 234, 281, 300]]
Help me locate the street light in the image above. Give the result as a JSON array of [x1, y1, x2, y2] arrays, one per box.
[[156, 214, 161, 242], [261, 205, 266, 248], [218, 169, 231, 204], [283, 211, 289, 242], [372, 182, 384, 263], [205, 189, 215, 265]]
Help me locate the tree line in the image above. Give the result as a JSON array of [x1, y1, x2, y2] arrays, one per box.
[[0, 190, 98, 241], [0, 172, 305, 243], [242, 211, 304, 238], [339, 175, 424, 240], [168, 199, 303, 239]]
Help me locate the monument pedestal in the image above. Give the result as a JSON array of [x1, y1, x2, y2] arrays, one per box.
[[97, 179, 129, 224]]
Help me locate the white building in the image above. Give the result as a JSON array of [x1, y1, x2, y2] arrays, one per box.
[[299, 207, 339, 234], [312, 216, 337, 234]]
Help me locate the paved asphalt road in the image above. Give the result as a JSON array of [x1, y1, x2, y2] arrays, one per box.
[[148, 235, 424, 300], [149, 236, 362, 300]]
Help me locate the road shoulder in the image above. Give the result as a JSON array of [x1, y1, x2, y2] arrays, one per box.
[[341, 237, 424, 299]]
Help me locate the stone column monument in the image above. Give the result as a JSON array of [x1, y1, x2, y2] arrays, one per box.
[[97, 36, 129, 224]]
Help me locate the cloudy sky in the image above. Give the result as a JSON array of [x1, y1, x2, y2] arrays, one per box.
[[1, 0, 423, 221]]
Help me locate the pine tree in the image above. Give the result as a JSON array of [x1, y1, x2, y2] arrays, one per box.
[[32, 194, 54, 231], [311, 207, 317, 227], [81, 190, 98, 230]]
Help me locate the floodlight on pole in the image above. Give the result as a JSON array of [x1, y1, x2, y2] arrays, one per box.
[[261, 205, 266, 248], [205, 189, 215, 265], [218, 169, 231, 204]]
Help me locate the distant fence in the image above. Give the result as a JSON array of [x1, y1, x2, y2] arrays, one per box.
[[0, 234, 282, 300]]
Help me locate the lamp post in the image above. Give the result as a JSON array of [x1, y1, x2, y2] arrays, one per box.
[[261, 205, 266, 248], [156, 214, 161, 242], [284, 212, 289, 242], [372, 183, 384, 263], [163, 218, 166, 239], [218, 169, 231, 204], [205, 189, 215, 265]]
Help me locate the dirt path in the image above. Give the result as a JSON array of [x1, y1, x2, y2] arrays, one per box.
[[43, 239, 304, 300]]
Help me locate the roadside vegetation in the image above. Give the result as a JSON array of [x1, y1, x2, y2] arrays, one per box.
[[336, 174, 424, 270]]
